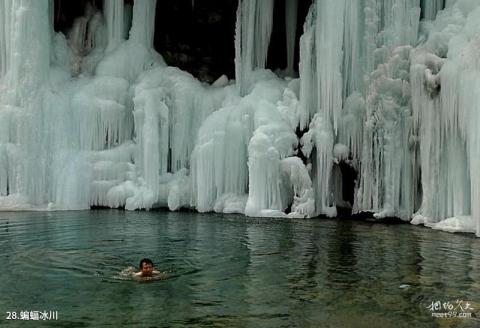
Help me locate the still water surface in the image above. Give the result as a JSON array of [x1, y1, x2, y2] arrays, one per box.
[[0, 210, 479, 327]]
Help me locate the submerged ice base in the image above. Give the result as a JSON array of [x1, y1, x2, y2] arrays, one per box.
[[0, 0, 479, 236]]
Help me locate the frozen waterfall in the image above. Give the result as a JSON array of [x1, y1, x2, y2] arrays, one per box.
[[0, 0, 480, 236]]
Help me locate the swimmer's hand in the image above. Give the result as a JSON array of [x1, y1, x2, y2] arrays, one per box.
[[152, 270, 170, 280], [133, 270, 169, 281]]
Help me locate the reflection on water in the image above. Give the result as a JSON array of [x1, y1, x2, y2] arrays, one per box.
[[0, 210, 479, 327]]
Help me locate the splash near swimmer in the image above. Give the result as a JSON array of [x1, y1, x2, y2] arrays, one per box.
[[118, 258, 169, 282]]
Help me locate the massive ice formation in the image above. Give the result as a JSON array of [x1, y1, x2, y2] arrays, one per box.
[[0, 0, 480, 236]]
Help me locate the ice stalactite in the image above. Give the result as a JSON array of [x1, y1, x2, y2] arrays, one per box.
[[0, 0, 51, 207], [4, 0, 51, 104], [301, 114, 336, 217], [354, 0, 421, 220], [383, 0, 421, 51], [364, 0, 381, 77], [410, 1, 480, 235], [0, 0, 13, 78], [338, 1, 367, 171], [342, 0, 365, 99], [129, 81, 164, 207], [420, 0, 443, 20], [356, 46, 419, 219], [314, 0, 346, 134], [468, 75, 480, 236], [129, 0, 157, 48], [298, 0, 362, 216], [297, 5, 316, 130], [104, 0, 124, 52], [285, 0, 298, 77], [245, 81, 302, 217], [235, 0, 274, 96], [72, 77, 130, 151], [337, 92, 365, 167], [191, 91, 251, 213]]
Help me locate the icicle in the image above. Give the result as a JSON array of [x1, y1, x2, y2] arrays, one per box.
[[420, 0, 443, 20], [298, 4, 316, 130], [104, 0, 124, 52], [235, 0, 274, 96], [315, 0, 346, 133], [0, 0, 14, 78], [300, 113, 336, 217], [133, 85, 169, 203], [354, 0, 421, 220], [337, 92, 365, 163], [299, 0, 364, 215], [342, 0, 364, 98], [466, 74, 480, 236], [245, 97, 299, 217], [409, 1, 480, 234], [0, 0, 51, 206], [285, 0, 298, 76], [129, 0, 157, 48], [364, 0, 381, 76], [382, 0, 421, 51], [8, 0, 51, 102]]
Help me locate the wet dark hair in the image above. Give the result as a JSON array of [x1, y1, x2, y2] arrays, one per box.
[[139, 258, 153, 270]]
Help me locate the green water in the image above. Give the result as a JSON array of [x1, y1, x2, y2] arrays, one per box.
[[0, 210, 479, 327]]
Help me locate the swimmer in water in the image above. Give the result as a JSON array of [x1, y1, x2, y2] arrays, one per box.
[[134, 258, 169, 281]]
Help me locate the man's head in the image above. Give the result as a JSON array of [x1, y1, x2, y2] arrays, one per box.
[[139, 258, 154, 277]]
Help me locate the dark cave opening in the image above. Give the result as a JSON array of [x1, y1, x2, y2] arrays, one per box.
[[53, 0, 107, 32], [338, 161, 357, 206], [153, 0, 238, 82], [53, 0, 312, 83]]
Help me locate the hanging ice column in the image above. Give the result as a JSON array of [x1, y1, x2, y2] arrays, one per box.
[[354, 0, 421, 220], [0, 0, 13, 77], [297, 0, 366, 135], [235, 0, 274, 96], [0, 0, 51, 102], [297, 0, 349, 217], [129, 0, 156, 46], [123, 0, 167, 209], [420, 0, 443, 20], [410, 2, 480, 235], [104, 0, 124, 52], [0, 0, 51, 206], [468, 74, 480, 236]]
